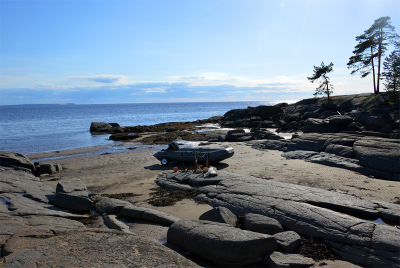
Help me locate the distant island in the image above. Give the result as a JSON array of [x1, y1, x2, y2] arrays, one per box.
[[0, 103, 76, 107]]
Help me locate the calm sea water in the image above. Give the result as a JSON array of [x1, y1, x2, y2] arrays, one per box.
[[0, 102, 271, 155]]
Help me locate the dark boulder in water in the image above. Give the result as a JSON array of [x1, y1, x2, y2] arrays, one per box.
[[109, 133, 140, 141], [90, 122, 112, 132]]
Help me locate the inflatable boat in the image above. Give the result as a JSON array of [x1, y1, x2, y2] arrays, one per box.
[[153, 142, 234, 166]]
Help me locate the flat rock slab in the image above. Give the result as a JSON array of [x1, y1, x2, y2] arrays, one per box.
[[119, 205, 180, 225], [0, 213, 86, 258], [159, 171, 400, 267], [168, 219, 277, 266], [2, 229, 199, 267], [287, 133, 400, 180], [0, 167, 55, 204], [282, 150, 397, 181], [265, 251, 315, 267], [1, 193, 87, 220], [353, 138, 400, 174]]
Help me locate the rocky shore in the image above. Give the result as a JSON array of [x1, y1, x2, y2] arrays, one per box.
[[1, 92, 399, 267]]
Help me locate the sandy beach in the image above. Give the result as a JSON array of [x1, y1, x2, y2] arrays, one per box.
[[29, 141, 400, 218]]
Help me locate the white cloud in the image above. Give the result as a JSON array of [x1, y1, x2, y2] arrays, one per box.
[[64, 74, 127, 84], [223, 91, 245, 94], [253, 89, 282, 93], [140, 86, 169, 93]]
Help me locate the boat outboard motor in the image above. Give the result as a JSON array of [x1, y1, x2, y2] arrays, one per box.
[[167, 142, 180, 151]]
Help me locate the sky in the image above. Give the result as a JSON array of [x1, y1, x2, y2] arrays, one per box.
[[1, 0, 399, 105]]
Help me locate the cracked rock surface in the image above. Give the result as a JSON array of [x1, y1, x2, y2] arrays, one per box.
[[2, 229, 199, 267], [160, 170, 400, 267], [0, 166, 198, 266]]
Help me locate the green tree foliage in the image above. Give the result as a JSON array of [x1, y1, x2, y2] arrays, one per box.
[[382, 44, 400, 92], [307, 62, 334, 102], [348, 16, 399, 94]]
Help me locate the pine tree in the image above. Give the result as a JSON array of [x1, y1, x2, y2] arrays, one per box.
[[348, 16, 399, 94], [382, 45, 400, 92], [347, 34, 378, 93], [307, 62, 334, 102]]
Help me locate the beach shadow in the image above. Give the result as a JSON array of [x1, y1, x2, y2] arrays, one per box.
[[212, 162, 229, 170], [144, 164, 174, 171]]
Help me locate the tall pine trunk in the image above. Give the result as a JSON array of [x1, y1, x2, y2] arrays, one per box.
[[371, 46, 377, 94], [325, 78, 330, 102], [377, 28, 383, 94]]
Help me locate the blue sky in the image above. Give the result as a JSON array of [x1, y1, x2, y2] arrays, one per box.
[[1, 0, 399, 105]]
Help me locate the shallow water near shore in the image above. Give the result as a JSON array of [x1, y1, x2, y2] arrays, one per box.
[[1, 101, 271, 155]]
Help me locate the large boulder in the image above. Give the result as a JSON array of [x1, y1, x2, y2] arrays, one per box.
[[326, 115, 353, 126], [244, 213, 283, 235], [273, 231, 301, 253], [304, 118, 345, 133], [167, 219, 277, 266], [56, 178, 88, 197], [54, 179, 92, 211], [283, 121, 302, 130], [53, 193, 93, 211], [38, 163, 57, 175], [302, 112, 320, 120], [248, 106, 283, 118], [224, 109, 249, 120], [90, 122, 112, 132], [109, 133, 140, 141], [354, 112, 386, 131], [0, 151, 35, 172]]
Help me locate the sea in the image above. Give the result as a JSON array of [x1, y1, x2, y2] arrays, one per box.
[[0, 101, 272, 155]]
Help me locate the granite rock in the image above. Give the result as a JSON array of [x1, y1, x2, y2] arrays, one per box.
[[264, 251, 315, 267], [0, 151, 35, 173], [168, 219, 277, 266], [119, 205, 180, 225], [199, 206, 238, 227], [244, 213, 283, 235], [273, 231, 301, 253], [2, 229, 199, 267]]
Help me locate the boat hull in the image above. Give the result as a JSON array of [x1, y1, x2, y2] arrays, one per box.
[[153, 147, 234, 165]]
